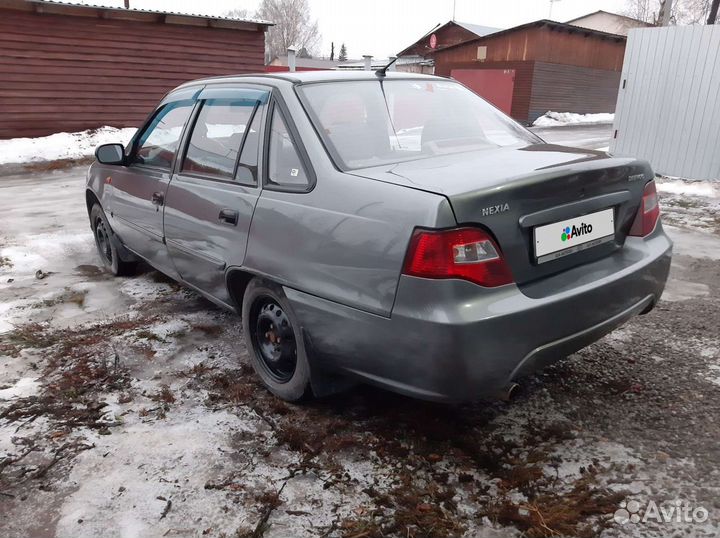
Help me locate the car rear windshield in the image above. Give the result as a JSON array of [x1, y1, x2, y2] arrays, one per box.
[[298, 79, 540, 170]]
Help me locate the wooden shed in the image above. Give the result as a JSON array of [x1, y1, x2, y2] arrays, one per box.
[[0, 0, 271, 139], [413, 20, 626, 124]]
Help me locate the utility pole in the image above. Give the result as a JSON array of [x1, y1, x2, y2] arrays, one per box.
[[709, 0, 720, 24]]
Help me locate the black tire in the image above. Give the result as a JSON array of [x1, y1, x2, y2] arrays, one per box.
[[90, 203, 137, 276], [242, 278, 312, 402]]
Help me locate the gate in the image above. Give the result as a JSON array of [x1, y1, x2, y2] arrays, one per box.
[[611, 25, 720, 180]]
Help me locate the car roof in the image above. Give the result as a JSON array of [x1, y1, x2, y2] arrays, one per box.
[[175, 70, 447, 90]]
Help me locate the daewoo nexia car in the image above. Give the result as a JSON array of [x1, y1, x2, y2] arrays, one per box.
[[87, 71, 672, 402]]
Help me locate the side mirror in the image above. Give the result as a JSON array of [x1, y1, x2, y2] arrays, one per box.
[[95, 143, 126, 165]]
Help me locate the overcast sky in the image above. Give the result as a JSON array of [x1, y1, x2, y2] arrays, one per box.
[[70, 0, 628, 58]]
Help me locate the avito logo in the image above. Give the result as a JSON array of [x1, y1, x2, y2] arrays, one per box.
[[561, 222, 593, 242]]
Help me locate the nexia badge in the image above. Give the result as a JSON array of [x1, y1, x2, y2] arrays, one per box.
[[481, 203, 510, 217]]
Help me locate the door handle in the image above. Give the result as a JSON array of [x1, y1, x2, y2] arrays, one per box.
[[151, 191, 164, 206], [218, 208, 239, 226]]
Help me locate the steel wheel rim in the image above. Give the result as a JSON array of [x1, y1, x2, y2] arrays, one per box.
[[251, 297, 297, 383], [94, 217, 113, 265]]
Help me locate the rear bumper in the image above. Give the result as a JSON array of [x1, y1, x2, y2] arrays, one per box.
[[287, 226, 672, 402]]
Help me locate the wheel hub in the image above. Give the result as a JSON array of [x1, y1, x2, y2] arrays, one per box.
[[94, 217, 112, 264], [254, 300, 296, 382]]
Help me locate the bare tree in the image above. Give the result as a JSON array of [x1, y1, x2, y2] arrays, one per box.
[[256, 0, 320, 63], [225, 8, 250, 19], [623, 0, 712, 24]]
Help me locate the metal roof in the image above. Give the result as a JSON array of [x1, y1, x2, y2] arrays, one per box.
[[565, 9, 652, 27], [25, 0, 273, 26], [433, 18, 626, 55], [396, 19, 502, 57], [452, 21, 502, 37]]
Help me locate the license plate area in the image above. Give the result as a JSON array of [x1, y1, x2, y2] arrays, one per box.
[[533, 208, 615, 264]]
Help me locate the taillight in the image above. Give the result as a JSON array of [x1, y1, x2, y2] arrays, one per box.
[[402, 227, 513, 287], [629, 180, 660, 237]]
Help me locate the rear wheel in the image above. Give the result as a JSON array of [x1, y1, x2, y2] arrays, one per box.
[[90, 203, 137, 276], [242, 278, 311, 402]]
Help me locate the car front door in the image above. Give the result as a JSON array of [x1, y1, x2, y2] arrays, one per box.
[[163, 85, 269, 304], [107, 93, 196, 274]]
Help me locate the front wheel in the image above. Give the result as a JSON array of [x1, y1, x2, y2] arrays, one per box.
[[242, 278, 311, 402], [90, 203, 137, 276]]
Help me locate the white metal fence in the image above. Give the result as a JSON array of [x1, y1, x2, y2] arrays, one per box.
[[610, 25, 720, 181]]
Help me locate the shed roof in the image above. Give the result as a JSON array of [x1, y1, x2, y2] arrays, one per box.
[[1, 0, 273, 30], [432, 18, 626, 55], [397, 19, 502, 57], [453, 21, 502, 37], [565, 9, 652, 27]]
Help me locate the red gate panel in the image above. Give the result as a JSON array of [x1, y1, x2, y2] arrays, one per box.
[[451, 69, 515, 115]]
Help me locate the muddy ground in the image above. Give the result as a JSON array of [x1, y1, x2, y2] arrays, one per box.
[[1, 166, 719, 538]]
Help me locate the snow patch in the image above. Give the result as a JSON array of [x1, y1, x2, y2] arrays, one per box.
[[664, 226, 720, 260], [532, 111, 614, 127], [0, 231, 94, 275], [0, 126, 136, 165], [656, 177, 719, 198], [55, 410, 259, 538], [0, 377, 41, 400]]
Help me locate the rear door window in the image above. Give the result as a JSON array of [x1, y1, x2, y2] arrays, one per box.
[[267, 108, 309, 188], [182, 98, 259, 180], [236, 108, 263, 184], [133, 100, 194, 170]]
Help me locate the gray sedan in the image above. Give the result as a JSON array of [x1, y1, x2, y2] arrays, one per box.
[[87, 71, 672, 402]]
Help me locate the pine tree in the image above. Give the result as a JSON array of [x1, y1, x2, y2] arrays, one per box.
[[338, 43, 348, 62]]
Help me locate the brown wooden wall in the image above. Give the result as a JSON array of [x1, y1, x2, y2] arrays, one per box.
[[431, 24, 625, 71], [528, 62, 621, 123], [431, 23, 625, 124], [0, 6, 266, 139]]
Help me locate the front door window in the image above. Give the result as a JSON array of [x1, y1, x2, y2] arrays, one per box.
[[133, 100, 194, 170]]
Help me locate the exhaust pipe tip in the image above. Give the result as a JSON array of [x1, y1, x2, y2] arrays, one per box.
[[499, 382, 520, 402]]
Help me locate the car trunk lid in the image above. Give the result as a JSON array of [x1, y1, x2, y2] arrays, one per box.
[[350, 144, 653, 285]]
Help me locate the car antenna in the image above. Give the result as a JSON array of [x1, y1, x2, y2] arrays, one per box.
[[375, 57, 398, 78]]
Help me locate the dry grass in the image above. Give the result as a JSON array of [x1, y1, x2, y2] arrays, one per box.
[[0, 316, 161, 489], [149, 384, 176, 404], [0, 313, 628, 537], [489, 478, 625, 537]]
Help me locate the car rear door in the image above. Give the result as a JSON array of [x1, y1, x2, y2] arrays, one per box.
[[107, 91, 196, 274], [163, 85, 270, 303]]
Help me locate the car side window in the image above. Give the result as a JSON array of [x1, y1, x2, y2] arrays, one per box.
[[182, 98, 258, 180], [267, 108, 309, 188], [236, 107, 263, 184], [133, 100, 194, 170]]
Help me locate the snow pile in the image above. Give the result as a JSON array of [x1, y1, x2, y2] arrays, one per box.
[[533, 111, 615, 127], [656, 177, 719, 198], [0, 126, 137, 165]]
